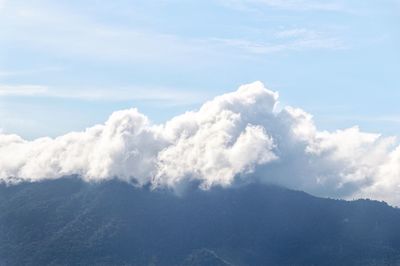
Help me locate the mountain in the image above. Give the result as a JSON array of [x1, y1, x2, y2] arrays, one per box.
[[0, 177, 400, 265]]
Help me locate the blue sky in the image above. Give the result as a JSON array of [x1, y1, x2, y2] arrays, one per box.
[[0, 0, 399, 139]]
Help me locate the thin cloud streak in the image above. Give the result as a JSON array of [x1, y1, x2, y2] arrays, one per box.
[[320, 115, 400, 124], [0, 84, 210, 106], [0, 67, 63, 78], [0, 84, 48, 96], [211, 28, 346, 54], [219, 0, 345, 12]]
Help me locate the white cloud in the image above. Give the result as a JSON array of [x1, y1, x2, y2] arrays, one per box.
[[0, 82, 400, 205]]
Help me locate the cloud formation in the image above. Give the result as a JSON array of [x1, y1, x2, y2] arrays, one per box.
[[0, 82, 399, 205]]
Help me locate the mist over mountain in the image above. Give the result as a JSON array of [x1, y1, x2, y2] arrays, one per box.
[[1, 177, 400, 266]]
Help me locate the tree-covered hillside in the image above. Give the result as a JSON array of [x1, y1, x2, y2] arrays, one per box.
[[0, 178, 400, 265]]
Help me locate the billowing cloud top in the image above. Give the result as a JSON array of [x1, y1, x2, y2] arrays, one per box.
[[1, 82, 400, 205]]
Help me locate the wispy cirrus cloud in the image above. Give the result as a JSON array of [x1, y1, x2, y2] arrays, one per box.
[[0, 2, 212, 64], [219, 0, 345, 12], [211, 28, 345, 54], [0, 1, 346, 66]]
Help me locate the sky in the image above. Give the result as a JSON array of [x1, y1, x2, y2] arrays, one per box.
[[1, 0, 400, 205], [0, 0, 399, 139]]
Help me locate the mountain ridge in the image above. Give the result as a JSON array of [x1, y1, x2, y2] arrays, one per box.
[[0, 177, 399, 265]]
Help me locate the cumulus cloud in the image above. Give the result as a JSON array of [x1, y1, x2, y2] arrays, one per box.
[[0, 81, 399, 205]]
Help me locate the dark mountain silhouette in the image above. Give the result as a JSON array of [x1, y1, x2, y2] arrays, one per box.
[[1, 177, 400, 265]]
